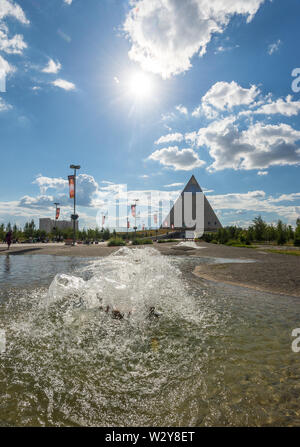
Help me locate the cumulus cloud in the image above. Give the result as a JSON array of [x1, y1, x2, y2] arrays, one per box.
[[42, 58, 61, 74], [202, 81, 259, 115], [0, 0, 29, 24], [254, 95, 300, 117], [0, 23, 27, 54], [0, 1, 28, 67], [33, 175, 68, 194], [52, 78, 76, 91], [19, 195, 55, 209], [268, 39, 281, 55], [195, 119, 300, 171], [257, 171, 268, 176], [123, 0, 265, 78], [0, 53, 14, 77], [148, 146, 206, 170], [155, 132, 183, 145], [64, 0, 73, 4]]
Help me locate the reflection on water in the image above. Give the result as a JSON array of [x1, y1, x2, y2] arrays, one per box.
[[0, 248, 300, 427]]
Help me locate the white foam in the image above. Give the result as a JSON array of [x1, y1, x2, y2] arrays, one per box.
[[45, 247, 196, 322], [177, 241, 205, 249], [0, 329, 6, 354]]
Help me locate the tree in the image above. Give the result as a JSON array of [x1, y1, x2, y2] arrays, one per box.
[[0, 224, 5, 241], [294, 218, 300, 246], [24, 220, 35, 239], [253, 216, 267, 241], [277, 220, 287, 245]]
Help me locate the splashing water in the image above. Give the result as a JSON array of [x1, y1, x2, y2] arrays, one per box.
[[0, 248, 205, 426], [176, 241, 205, 249]]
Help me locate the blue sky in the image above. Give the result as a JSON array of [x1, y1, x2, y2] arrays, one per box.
[[0, 0, 300, 230]]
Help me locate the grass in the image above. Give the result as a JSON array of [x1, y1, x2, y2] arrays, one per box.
[[266, 249, 300, 256]]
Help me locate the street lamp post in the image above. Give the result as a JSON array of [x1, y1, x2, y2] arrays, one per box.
[[70, 164, 80, 246], [54, 202, 60, 241], [133, 199, 139, 240]]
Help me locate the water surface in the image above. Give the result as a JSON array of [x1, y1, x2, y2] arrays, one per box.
[[0, 248, 299, 426]]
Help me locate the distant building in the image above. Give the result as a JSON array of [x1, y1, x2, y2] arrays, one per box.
[[162, 175, 222, 235], [39, 218, 78, 233]]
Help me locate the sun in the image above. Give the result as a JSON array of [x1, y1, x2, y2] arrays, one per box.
[[128, 72, 153, 100]]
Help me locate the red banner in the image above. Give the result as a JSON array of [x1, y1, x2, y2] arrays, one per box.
[[131, 204, 136, 218], [68, 175, 75, 199], [127, 219, 130, 229], [56, 208, 60, 220]]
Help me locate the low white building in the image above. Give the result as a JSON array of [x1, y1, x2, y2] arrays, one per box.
[[39, 218, 78, 233]]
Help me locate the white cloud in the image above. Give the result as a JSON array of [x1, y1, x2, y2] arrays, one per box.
[[33, 175, 68, 194], [0, 53, 15, 76], [0, 96, 12, 111], [164, 182, 184, 188], [268, 39, 281, 55], [52, 78, 76, 91], [123, 0, 265, 78], [195, 119, 300, 171], [64, 0, 73, 4], [257, 171, 268, 176], [114, 76, 120, 84], [0, 24, 27, 54], [42, 58, 61, 74], [155, 132, 183, 145], [175, 104, 188, 115], [148, 146, 206, 171], [202, 81, 259, 113], [254, 95, 300, 117], [0, 0, 29, 24], [0, 1, 29, 64]]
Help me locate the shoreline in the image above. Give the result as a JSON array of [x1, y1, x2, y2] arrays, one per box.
[[192, 265, 300, 298]]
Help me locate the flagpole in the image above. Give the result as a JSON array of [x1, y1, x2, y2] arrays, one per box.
[[134, 199, 139, 240], [54, 202, 59, 241], [70, 164, 80, 246]]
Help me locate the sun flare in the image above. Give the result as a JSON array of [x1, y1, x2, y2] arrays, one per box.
[[128, 72, 153, 100]]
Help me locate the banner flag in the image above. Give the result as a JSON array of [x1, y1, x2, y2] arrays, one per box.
[[56, 208, 60, 220], [68, 175, 75, 199], [127, 219, 130, 229], [171, 223, 174, 230], [154, 214, 157, 224], [131, 204, 136, 217], [102, 215, 106, 226]]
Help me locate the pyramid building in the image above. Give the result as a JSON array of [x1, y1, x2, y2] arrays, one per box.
[[162, 175, 222, 233]]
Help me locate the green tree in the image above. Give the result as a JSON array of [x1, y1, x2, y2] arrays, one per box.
[[294, 218, 300, 246], [276, 220, 287, 245], [253, 216, 267, 241], [0, 224, 5, 241]]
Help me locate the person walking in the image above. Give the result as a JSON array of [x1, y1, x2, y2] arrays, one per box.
[[5, 230, 12, 250]]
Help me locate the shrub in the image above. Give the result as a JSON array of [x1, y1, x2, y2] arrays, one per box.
[[107, 237, 126, 247], [132, 238, 153, 245]]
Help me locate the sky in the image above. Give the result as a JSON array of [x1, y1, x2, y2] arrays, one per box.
[[0, 0, 300, 230]]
